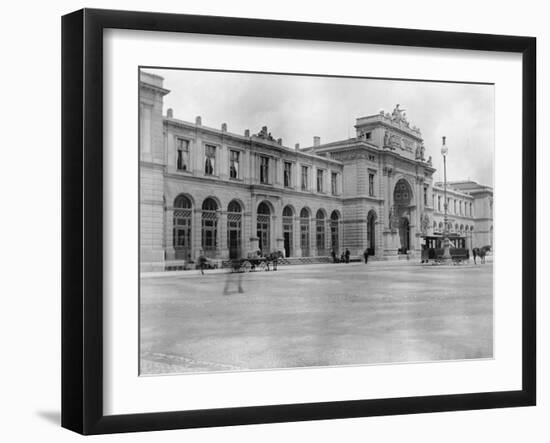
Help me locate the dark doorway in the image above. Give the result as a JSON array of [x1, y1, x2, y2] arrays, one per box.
[[399, 217, 410, 253], [257, 202, 271, 255], [367, 210, 377, 256], [227, 200, 242, 259]]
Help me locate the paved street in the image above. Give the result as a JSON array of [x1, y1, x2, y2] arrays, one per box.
[[140, 261, 493, 374]]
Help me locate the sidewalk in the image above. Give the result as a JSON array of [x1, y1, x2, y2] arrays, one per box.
[[141, 255, 492, 279]]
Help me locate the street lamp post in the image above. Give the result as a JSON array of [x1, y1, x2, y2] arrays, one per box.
[[441, 136, 452, 263]]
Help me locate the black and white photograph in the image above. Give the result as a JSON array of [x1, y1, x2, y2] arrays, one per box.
[[139, 68, 495, 375]]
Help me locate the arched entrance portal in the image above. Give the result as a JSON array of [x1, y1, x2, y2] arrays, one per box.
[[367, 210, 377, 256], [257, 202, 271, 255], [398, 217, 410, 253], [227, 200, 242, 259], [201, 198, 219, 258], [393, 179, 413, 254]]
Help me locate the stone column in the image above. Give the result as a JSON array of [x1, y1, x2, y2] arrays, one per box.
[[294, 216, 302, 257], [249, 198, 259, 255], [242, 212, 252, 256], [325, 219, 332, 255], [309, 216, 317, 257], [270, 214, 278, 253], [218, 211, 229, 259], [164, 208, 175, 260], [192, 209, 202, 260]]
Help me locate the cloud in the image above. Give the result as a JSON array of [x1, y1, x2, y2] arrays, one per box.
[[146, 68, 494, 186]]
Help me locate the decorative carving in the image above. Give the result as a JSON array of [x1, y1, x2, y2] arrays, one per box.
[[254, 126, 275, 141], [420, 144, 426, 161], [420, 213, 430, 234], [391, 104, 407, 124]]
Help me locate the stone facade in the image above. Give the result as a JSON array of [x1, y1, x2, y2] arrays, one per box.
[[139, 74, 494, 271]]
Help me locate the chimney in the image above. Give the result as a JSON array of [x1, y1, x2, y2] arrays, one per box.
[[195, 116, 202, 125], [295, 143, 300, 150], [313, 136, 321, 147], [167, 108, 173, 118], [221, 123, 227, 132], [277, 138, 282, 145], [244, 129, 250, 137]]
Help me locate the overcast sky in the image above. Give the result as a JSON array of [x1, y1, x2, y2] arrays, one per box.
[[144, 68, 494, 186]]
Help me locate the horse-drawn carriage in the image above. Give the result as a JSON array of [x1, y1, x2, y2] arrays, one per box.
[[421, 247, 470, 264], [225, 251, 283, 272]]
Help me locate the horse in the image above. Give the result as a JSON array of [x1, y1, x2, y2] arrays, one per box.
[[265, 250, 284, 271], [472, 245, 492, 264]]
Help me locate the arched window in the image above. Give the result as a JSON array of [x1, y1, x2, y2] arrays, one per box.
[[282, 206, 294, 257], [330, 211, 340, 254], [316, 209, 326, 255], [257, 202, 271, 254], [300, 208, 310, 257], [201, 198, 218, 256], [227, 200, 242, 259], [173, 195, 193, 260]]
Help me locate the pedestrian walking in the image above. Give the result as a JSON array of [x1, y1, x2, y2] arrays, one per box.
[[198, 251, 207, 275], [223, 260, 244, 295], [345, 248, 350, 264], [271, 250, 279, 271], [363, 248, 369, 264], [331, 249, 336, 263]]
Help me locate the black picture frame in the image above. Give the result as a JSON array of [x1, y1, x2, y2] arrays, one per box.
[[62, 8, 536, 435]]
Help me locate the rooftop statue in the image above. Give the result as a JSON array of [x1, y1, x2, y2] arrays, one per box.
[[391, 104, 408, 124], [255, 126, 275, 141]]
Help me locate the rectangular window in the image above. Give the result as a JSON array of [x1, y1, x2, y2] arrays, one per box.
[[438, 196, 441, 211], [176, 138, 189, 171], [204, 144, 216, 175], [301, 166, 309, 191], [316, 169, 324, 192], [229, 150, 240, 179], [423, 185, 428, 205], [260, 156, 269, 184], [368, 173, 375, 197], [331, 172, 338, 195], [284, 162, 292, 187]]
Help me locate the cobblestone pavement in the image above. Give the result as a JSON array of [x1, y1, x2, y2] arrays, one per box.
[[140, 261, 493, 375]]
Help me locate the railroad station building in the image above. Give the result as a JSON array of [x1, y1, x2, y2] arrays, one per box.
[[140, 71, 493, 271]]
